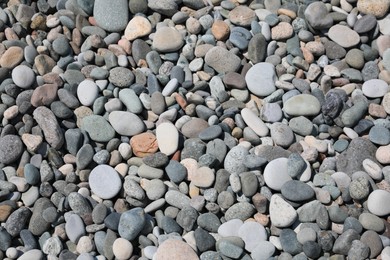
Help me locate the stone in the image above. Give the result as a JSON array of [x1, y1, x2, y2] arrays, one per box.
[[264, 158, 292, 191], [204, 46, 241, 74], [130, 132, 159, 157], [93, 0, 128, 32], [238, 221, 267, 252], [269, 195, 297, 228], [229, 5, 255, 27], [362, 79, 389, 98], [113, 238, 133, 260], [109, 111, 145, 136], [154, 239, 198, 260], [89, 164, 122, 199], [245, 62, 276, 97], [241, 108, 269, 137], [283, 94, 321, 116], [152, 27, 184, 52], [367, 189, 390, 216], [304, 2, 333, 30], [0, 46, 24, 69], [82, 115, 116, 143], [0, 135, 23, 164], [12, 65, 35, 89], [118, 208, 145, 241], [357, 0, 390, 18], [33, 106, 64, 149], [77, 80, 99, 106], [328, 25, 360, 48], [125, 16, 152, 41], [281, 180, 315, 202], [156, 122, 179, 156]]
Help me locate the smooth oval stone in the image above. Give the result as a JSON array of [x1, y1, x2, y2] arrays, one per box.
[[12, 65, 35, 89], [264, 158, 292, 191], [328, 24, 360, 48], [77, 80, 99, 106], [82, 115, 115, 142], [283, 94, 321, 116], [89, 164, 122, 199], [156, 122, 179, 156], [367, 189, 390, 216], [281, 180, 315, 202], [152, 27, 184, 52], [245, 62, 277, 97], [118, 88, 143, 114], [108, 111, 145, 137], [241, 108, 269, 137], [65, 214, 85, 243], [362, 79, 389, 98]]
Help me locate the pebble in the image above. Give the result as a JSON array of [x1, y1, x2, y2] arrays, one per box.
[[328, 25, 360, 48], [89, 164, 122, 199], [264, 158, 292, 191], [238, 221, 267, 252], [81, 115, 116, 143], [153, 27, 184, 52], [113, 238, 133, 260], [283, 94, 321, 116], [362, 79, 389, 98], [108, 111, 145, 136], [156, 122, 179, 156], [77, 80, 99, 106], [0, 135, 23, 164], [93, 0, 128, 32], [367, 189, 390, 216], [204, 46, 241, 74], [125, 16, 152, 41], [269, 194, 297, 228], [154, 239, 198, 260], [241, 108, 269, 137], [245, 62, 276, 97]]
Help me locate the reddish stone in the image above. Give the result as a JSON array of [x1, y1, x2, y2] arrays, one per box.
[[130, 132, 159, 158]]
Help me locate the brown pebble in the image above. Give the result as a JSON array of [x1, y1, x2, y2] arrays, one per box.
[[31, 83, 58, 107], [211, 20, 230, 41], [0, 204, 13, 222], [34, 54, 56, 75], [0, 46, 24, 69], [369, 103, 387, 118], [130, 132, 159, 158]]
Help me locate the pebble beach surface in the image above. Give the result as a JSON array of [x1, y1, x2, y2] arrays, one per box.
[[2, 0, 390, 259]]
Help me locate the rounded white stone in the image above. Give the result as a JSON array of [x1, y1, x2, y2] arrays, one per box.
[[113, 238, 133, 260], [77, 80, 99, 106], [269, 194, 297, 228], [362, 79, 389, 98], [12, 64, 35, 89], [368, 189, 390, 216], [156, 122, 179, 156], [263, 158, 292, 191], [89, 164, 122, 199]]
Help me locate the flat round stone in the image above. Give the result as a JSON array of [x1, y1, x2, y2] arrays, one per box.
[[362, 79, 389, 98], [367, 189, 390, 216], [245, 62, 276, 97], [152, 27, 184, 52], [108, 111, 145, 137], [89, 165, 122, 199], [328, 24, 360, 48], [12, 65, 35, 89], [283, 94, 321, 116]]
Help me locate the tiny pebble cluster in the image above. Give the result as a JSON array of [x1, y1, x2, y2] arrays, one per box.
[[1, 0, 390, 259]]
